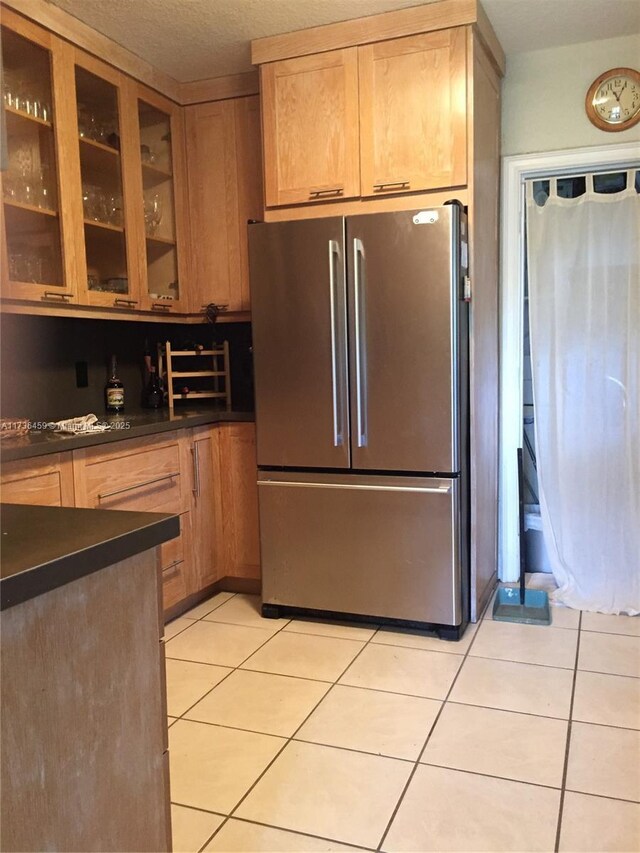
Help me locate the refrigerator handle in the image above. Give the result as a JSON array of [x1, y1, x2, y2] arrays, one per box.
[[353, 237, 367, 447], [328, 239, 343, 447]]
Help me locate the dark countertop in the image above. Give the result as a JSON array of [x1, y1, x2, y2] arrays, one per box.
[[0, 503, 180, 611], [0, 407, 255, 463]]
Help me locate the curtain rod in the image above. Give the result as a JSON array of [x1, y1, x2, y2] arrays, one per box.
[[524, 165, 639, 185]]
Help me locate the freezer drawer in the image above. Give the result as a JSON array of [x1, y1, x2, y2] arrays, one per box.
[[258, 472, 462, 626]]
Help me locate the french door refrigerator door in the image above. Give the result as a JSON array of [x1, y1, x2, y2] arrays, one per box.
[[258, 471, 462, 625], [347, 207, 461, 473], [249, 218, 350, 469]]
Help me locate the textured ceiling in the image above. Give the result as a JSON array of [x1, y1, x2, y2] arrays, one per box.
[[49, 0, 640, 82]]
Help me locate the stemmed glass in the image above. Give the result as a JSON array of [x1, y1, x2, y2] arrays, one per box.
[[144, 194, 163, 236]]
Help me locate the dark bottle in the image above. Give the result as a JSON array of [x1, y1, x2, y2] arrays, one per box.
[[105, 355, 125, 413], [144, 367, 163, 409]]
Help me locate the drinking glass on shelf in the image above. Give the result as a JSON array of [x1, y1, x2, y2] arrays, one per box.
[[140, 144, 156, 165], [144, 194, 163, 236], [82, 184, 102, 221], [105, 193, 123, 226], [37, 163, 56, 211]]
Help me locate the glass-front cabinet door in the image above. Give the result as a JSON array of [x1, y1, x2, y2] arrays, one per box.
[[73, 53, 141, 309], [134, 88, 187, 313], [0, 17, 75, 303]]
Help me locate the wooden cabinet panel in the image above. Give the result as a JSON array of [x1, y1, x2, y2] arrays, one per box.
[[234, 96, 263, 310], [261, 49, 360, 206], [358, 29, 467, 196], [185, 100, 240, 313], [161, 511, 189, 610], [189, 425, 224, 589], [0, 454, 75, 506], [185, 97, 262, 314], [72, 432, 188, 514], [219, 423, 260, 580], [0, 13, 83, 305], [71, 50, 144, 311], [73, 432, 194, 612], [131, 83, 190, 314]]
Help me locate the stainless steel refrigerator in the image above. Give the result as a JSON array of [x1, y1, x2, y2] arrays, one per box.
[[249, 204, 470, 637]]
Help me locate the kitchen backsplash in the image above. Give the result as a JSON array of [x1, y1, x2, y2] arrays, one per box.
[[0, 314, 254, 422]]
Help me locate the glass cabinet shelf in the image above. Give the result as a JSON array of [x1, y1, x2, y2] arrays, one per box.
[[2, 25, 64, 290]]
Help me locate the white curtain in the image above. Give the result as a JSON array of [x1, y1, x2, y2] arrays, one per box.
[[526, 172, 640, 615]]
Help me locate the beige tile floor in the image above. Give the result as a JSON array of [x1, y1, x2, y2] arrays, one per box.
[[165, 591, 640, 853]]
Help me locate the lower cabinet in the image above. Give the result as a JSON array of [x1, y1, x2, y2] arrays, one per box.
[[218, 423, 261, 581], [1, 421, 261, 614], [0, 453, 75, 506]]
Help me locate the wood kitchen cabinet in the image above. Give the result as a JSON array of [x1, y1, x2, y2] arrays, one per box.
[[185, 95, 263, 314], [71, 51, 143, 310], [0, 453, 75, 506], [260, 48, 360, 207], [218, 423, 260, 581], [72, 431, 193, 611], [0, 13, 82, 304], [358, 29, 467, 195], [131, 84, 190, 314], [67, 422, 260, 613], [258, 28, 468, 208], [189, 424, 223, 589]]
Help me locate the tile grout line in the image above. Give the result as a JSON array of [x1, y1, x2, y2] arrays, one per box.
[[198, 813, 378, 853], [375, 615, 485, 852], [200, 622, 386, 851], [170, 604, 294, 725], [553, 609, 583, 853]]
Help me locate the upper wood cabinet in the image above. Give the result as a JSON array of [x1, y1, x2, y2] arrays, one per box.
[[260, 49, 360, 206], [358, 29, 467, 196], [185, 95, 263, 313], [259, 28, 468, 208], [72, 51, 143, 310], [0, 16, 82, 304], [131, 84, 190, 314]]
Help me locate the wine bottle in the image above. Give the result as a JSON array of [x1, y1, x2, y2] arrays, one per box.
[[105, 355, 125, 413], [144, 367, 163, 409]]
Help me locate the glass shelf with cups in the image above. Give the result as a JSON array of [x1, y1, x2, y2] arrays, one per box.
[[137, 95, 183, 311], [74, 63, 131, 303], [1, 25, 64, 292]]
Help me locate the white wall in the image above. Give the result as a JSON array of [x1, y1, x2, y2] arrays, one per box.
[[502, 34, 640, 156]]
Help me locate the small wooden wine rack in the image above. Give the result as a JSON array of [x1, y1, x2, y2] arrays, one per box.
[[158, 340, 231, 411]]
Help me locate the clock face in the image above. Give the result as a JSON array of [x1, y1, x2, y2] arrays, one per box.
[[593, 74, 640, 124], [587, 68, 640, 130]]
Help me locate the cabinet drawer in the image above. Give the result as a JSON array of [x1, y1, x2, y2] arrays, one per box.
[[73, 434, 187, 514], [161, 512, 189, 612], [0, 454, 75, 507]]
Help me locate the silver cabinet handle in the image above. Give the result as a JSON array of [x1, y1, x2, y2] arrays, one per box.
[[353, 238, 367, 448], [328, 239, 343, 448], [258, 480, 452, 494], [152, 302, 172, 311], [114, 298, 138, 307], [373, 180, 410, 192], [42, 291, 72, 302], [162, 559, 183, 578], [191, 443, 201, 498], [309, 187, 344, 199], [98, 471, 179, 501]]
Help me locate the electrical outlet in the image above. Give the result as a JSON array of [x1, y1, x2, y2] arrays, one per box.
[[75, 361, 89, 388]]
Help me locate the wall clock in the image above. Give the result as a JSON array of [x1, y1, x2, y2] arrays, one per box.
[[585, 67, 640, 131]]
